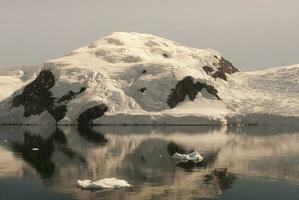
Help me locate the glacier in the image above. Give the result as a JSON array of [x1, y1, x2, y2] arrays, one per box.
[[0, 32, 298, 125]]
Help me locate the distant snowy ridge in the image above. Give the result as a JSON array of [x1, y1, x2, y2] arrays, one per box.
[[0, 32, 298, 125], [0, 65, 40, 101]]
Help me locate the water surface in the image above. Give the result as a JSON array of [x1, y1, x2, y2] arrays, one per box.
[[1, 125, 299, 200]]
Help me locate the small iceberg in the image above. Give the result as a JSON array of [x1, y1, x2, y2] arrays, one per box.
[[172, 151, 204, 163], [77, 178, 131, 189]]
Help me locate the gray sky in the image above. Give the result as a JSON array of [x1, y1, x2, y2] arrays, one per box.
[[0, 0, 298, 71]]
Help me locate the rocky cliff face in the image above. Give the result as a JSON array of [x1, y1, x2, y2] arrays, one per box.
[[167, 76, 221, 108], [11, 69, 86, 123]]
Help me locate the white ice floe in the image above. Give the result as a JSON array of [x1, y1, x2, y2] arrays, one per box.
[[77, 178, 131, 189], [172, 151, 204, 163]]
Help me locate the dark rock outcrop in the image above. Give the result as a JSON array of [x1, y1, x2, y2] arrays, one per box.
[[48, 105, 67, 122], [11, 69, 86, 123], [203, 57, 239, 81], [12, 70, 56, 118], [77, 105, 109, 143], [167, 76, 221, 108], [203, 66, 214, 74], [77, 104, 108, 126], [138, 87, 147, 93], [218, 57, 239, 74], [162, 53, 170, 58], [57, 87, 86, 103]]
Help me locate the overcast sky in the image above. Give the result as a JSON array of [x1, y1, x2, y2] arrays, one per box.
[[0, 0, 298, 71]]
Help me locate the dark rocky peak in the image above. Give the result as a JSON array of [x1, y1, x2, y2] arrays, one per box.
[[218, 57, 239, 74], [204, 57, 239, 81]]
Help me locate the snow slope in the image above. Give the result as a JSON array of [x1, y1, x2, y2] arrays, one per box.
[[0, 65, 40, 101], [222, 64, 299, 125], [0, 32, 298, 125]]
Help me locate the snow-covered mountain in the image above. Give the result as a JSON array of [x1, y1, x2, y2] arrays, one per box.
[[0, 32, 298, 125]]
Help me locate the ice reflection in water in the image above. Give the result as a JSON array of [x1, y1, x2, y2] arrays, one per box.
[[0, 125, 299, 199]]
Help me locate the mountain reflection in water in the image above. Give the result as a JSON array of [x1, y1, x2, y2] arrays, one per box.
[[1, 125, 299, 199]]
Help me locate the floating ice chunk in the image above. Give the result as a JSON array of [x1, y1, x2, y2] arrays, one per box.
[[77, 178, 131, 189], [172, 151, 203, 163], [77, 180, 93, 188], [32, 148, 39, 151]]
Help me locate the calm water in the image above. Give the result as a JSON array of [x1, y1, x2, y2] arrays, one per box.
[[1, 125, 299, 200]]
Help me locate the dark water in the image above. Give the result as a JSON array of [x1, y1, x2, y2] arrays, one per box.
[[1, 125, 299, 200]]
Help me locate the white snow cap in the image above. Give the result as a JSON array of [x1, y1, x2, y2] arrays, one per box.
[[77, 178, 131, 189]]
